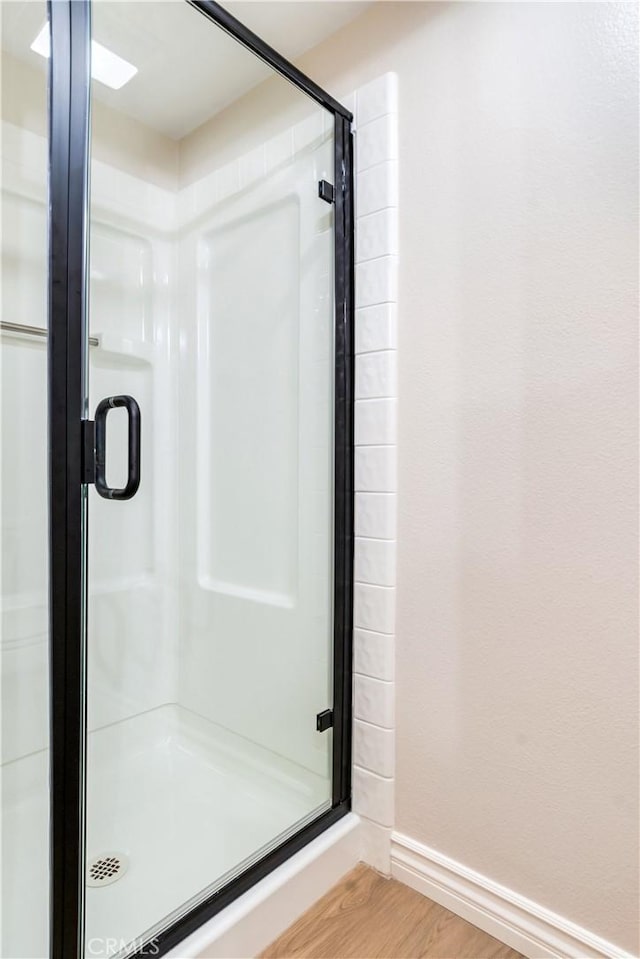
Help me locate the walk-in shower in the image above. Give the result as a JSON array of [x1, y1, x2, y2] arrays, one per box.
[[0, 2, 354, 956]]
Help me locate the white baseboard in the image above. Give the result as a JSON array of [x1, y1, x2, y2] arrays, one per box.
[[391, 832, 635, 959], [166, 813, 361, 959]]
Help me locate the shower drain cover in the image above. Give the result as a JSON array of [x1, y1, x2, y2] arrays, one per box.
[[87, 852, 129, 888]]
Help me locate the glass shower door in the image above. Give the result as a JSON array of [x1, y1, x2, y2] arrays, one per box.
[[82, 2, 344, 954], [0, 5, 51, 957]]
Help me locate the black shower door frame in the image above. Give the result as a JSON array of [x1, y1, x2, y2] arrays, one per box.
[[48, 1, 354, 956]]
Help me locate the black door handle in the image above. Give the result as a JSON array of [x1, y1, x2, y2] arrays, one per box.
[[94, 395, 141, 500]]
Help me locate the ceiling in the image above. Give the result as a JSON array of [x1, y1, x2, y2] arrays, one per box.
[[1, 1, 369, 139]]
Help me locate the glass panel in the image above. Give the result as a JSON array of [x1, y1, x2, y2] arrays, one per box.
[[0, 4, 50, 957], [84, 3, 335, 954]]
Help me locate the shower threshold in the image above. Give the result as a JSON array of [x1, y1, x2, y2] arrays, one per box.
[[1, 705, 330, 959]]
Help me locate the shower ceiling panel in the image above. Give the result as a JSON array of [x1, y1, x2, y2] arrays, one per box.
[[1, 0, 370, 138]]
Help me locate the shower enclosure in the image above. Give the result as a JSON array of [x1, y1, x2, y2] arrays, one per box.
[[0, 1, 353, 955]]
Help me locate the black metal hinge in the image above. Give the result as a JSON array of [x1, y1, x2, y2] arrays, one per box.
[[316, 709, 333, 732], [318, 179, 334, 204]]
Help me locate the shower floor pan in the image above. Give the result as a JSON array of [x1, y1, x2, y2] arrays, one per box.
[[1, 704, 330, 958]]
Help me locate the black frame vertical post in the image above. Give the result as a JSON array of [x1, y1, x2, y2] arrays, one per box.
[[48, 1, 91, 956], [332, 115, 355, 806]]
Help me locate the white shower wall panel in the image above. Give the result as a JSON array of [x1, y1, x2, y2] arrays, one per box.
[[0, 334, 49, 763], [200, 197, 301, 606], [0, 121, 180, 767], [87, 159, 180, 732], [1, 125, 51, 763], [177, 125, 335, 779], [2, 109, 337, 783]]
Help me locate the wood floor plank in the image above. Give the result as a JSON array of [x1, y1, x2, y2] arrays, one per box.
[[260, 864, 524, 959]]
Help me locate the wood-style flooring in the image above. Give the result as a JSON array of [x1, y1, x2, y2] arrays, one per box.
[[260, 864, 525, 959]]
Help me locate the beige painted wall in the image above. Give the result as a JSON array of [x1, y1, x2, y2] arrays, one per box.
[[1, 51, 178, 188], [179, 64, 314, 185], [294, 2, 638, 951]]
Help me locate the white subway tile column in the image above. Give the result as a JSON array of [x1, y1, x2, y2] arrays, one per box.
[[351, 74, 398, 875]]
